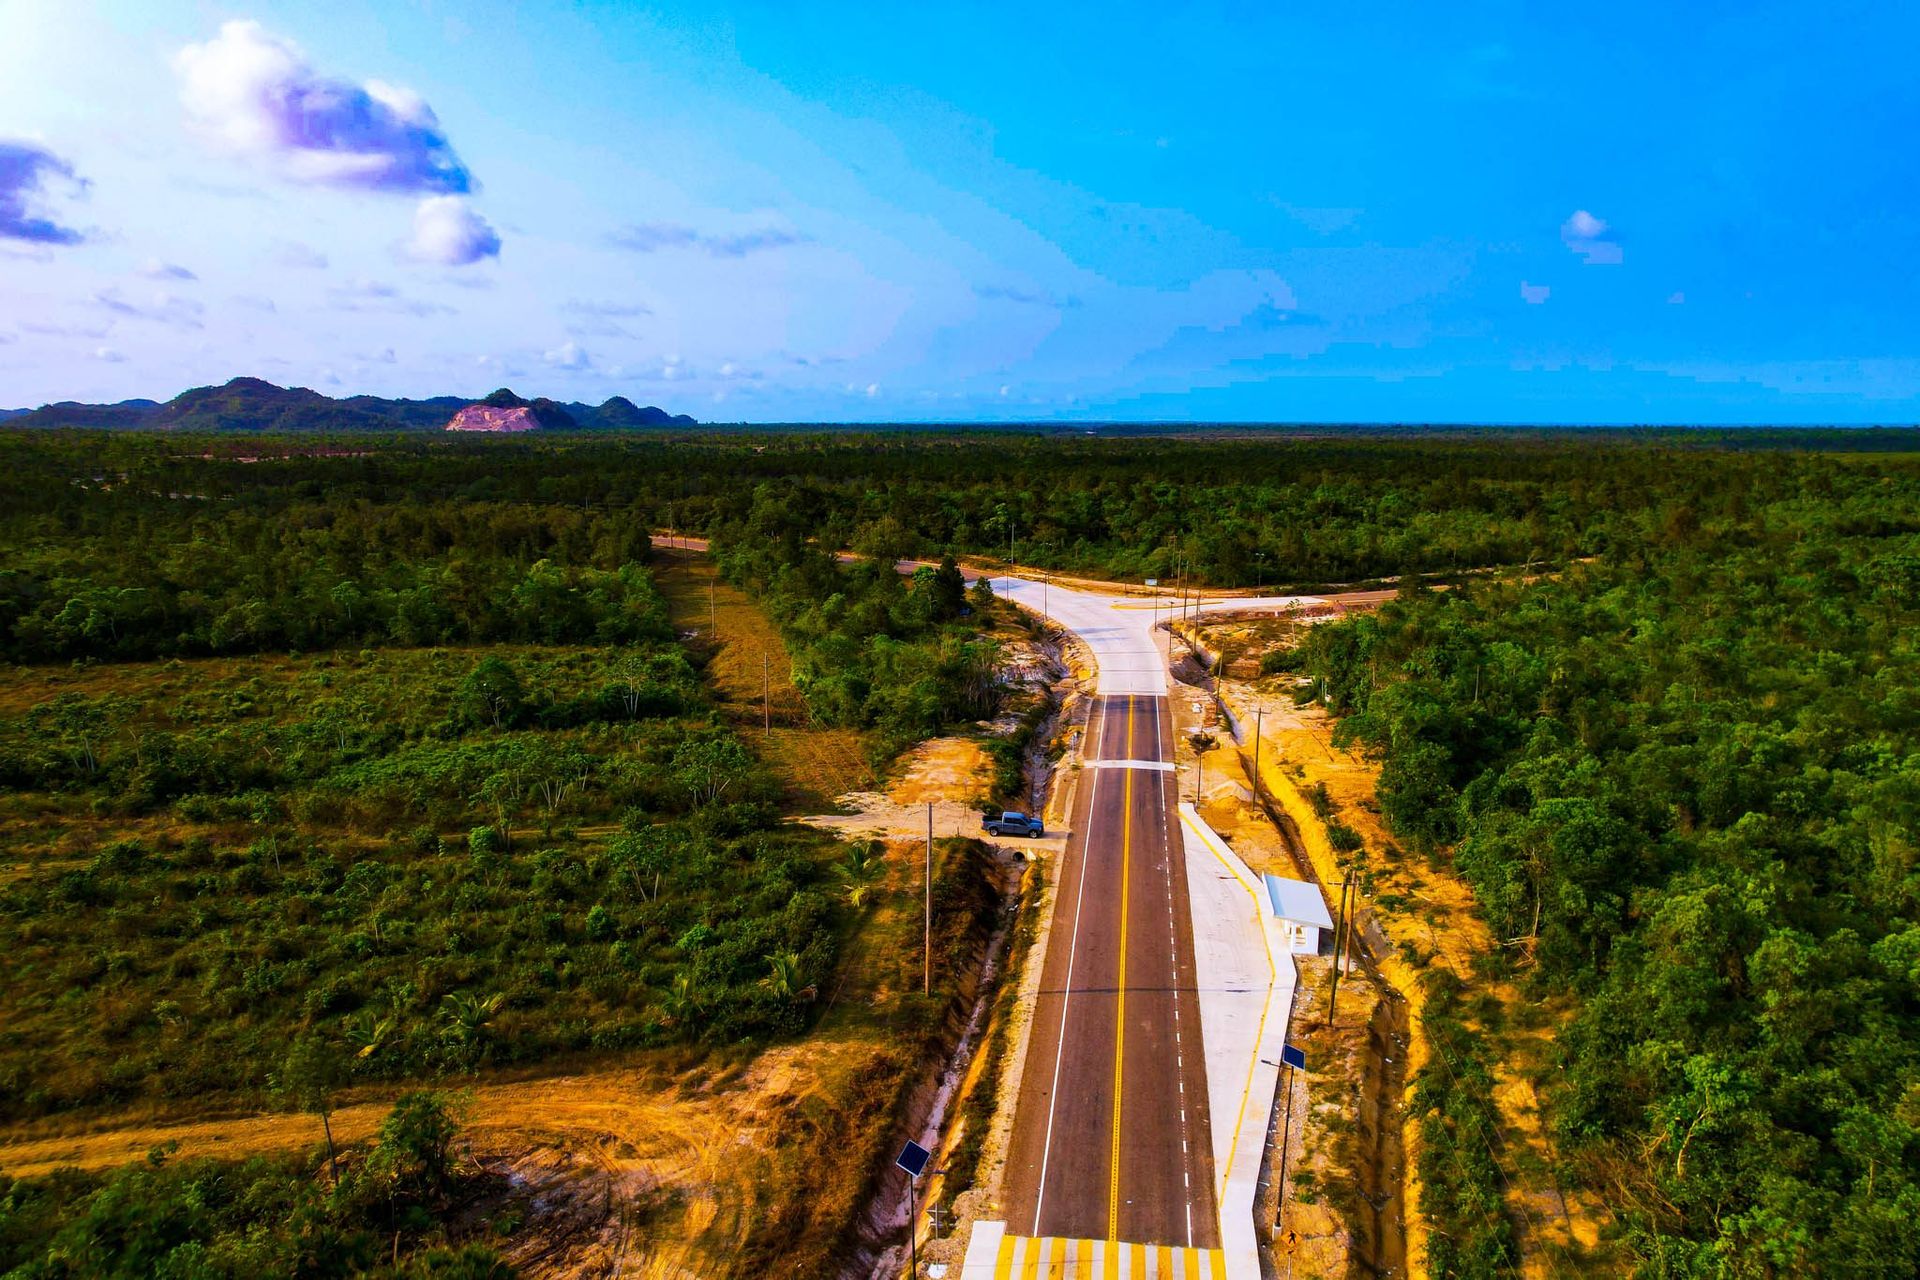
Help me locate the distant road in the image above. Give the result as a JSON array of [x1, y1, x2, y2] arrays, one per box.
[[650, 532, 1400, 614]]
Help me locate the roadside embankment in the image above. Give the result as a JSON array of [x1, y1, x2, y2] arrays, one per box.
[[1212, 678, 1606, 1277]]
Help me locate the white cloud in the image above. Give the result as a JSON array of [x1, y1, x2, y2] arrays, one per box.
[[1668, 291, 1686, 305], [93, 346, 125, 362], [1520, 280, 1550, 305], [864, 382, 880, 398], [1561, 209, 1622, 265], [93, 286, 206, 329], [327, 278, 453, 316], [174, 21, 474, 194], [137, 258, 197, 281], [405, 196, 500, 266], [1563, 209, 1606, 240], [607, 221, 806, 257], [544, 340, 590, 370]]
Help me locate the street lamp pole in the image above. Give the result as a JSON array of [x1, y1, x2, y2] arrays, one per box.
[[925, 802, 933, 997]]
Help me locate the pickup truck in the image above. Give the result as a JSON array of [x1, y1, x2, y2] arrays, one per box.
[[981, 810, 1044, 838]]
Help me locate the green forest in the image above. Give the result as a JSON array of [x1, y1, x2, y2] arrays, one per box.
[[3, 427, 1919, 1275], [0, 431, 1020, 1275], [1287, 455, 1920, 1274]]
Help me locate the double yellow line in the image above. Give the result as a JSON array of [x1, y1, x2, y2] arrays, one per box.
[[1108, 696, 1136, 1240]]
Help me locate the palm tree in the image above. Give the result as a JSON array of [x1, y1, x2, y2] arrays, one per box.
[[762, 951, 813, 1002], [437, 991, 505, 1051], [343, 1008, 397, 1061], [837, 841, 886, 909], [660, 973, 701, 1029]]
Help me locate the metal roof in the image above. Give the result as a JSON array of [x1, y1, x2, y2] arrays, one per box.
[[1262, 874, 1334, 929]]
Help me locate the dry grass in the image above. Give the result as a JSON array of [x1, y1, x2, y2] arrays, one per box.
[[653, 551, 872, 810]]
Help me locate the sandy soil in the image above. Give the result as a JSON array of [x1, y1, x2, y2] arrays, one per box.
[[2, 1053, 796, 1277], [1211, 670, 1610, 1277]]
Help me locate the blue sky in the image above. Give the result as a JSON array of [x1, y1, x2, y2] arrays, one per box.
[[1, 0, 1916, 423]]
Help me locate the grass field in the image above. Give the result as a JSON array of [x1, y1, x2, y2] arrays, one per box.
[[0, 554, 1010, 1275], [654, 549, 874, 810]]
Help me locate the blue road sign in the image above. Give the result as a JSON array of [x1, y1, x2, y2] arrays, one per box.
[[895, 1139, 932, 1178], [1281, 1043, 1307, 1071]]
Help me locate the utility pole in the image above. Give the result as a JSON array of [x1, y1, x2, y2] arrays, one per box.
[[925, 802, 934, 996], [1276, 1056, 1297, 1252], [908, 1168, 918, 1277], [1195, 742, 1205, 807], [1328, 868, 1354, 1028]]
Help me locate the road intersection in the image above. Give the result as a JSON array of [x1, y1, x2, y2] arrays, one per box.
[[959, 576, 1317, 1279]]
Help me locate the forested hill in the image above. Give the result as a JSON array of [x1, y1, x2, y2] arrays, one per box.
[[2, 377, 696, 432]]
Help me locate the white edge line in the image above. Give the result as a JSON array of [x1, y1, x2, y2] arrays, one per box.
[[1030, 699, 1108, 1236], [1177, 802, 1280, 1212]]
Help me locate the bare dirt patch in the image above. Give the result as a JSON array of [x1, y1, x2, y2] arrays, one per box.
[[887, 737, 994, 807]]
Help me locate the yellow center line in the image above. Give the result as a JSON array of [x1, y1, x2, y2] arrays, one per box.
[[1109, 695, 1135, 1241]]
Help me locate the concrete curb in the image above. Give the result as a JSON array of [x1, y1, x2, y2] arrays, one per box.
[[1179, 801, 1299, 1280]]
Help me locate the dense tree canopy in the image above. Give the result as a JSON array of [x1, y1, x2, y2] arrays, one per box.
[[1297, 457, 1920, 1273]]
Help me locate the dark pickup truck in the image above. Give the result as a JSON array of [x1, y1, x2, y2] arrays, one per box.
[[981, 810, 1044, 838]]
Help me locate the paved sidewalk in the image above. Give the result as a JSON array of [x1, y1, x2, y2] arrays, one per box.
[[1178, 802, 1298, 1280]]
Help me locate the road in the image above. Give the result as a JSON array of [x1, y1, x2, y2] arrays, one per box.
[[653, 532, 1331, 1264], [997, 690, 1218, 1247]]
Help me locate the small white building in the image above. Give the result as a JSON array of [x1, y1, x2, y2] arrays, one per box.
[[1262, 874, 1335, 955]]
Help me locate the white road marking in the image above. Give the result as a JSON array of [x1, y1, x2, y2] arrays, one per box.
[[1030, 700, 1109, 1237]]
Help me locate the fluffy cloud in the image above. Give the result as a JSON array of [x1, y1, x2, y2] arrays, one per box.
[[0, 141, 87, 244], [544, 341, 590, 370], [175, 21, 473, 194], [607, 222, 806, 257], [1520, 280, 1551, 305], [404, 195, 500, 266], [1561, 209, 1622, 265]]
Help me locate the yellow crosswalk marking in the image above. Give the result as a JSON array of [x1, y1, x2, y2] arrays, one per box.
[[992, 1236, 1224, 1279]]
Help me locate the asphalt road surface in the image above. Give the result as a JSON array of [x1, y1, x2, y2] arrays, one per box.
[[1000, 692, 1219, 1248]]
